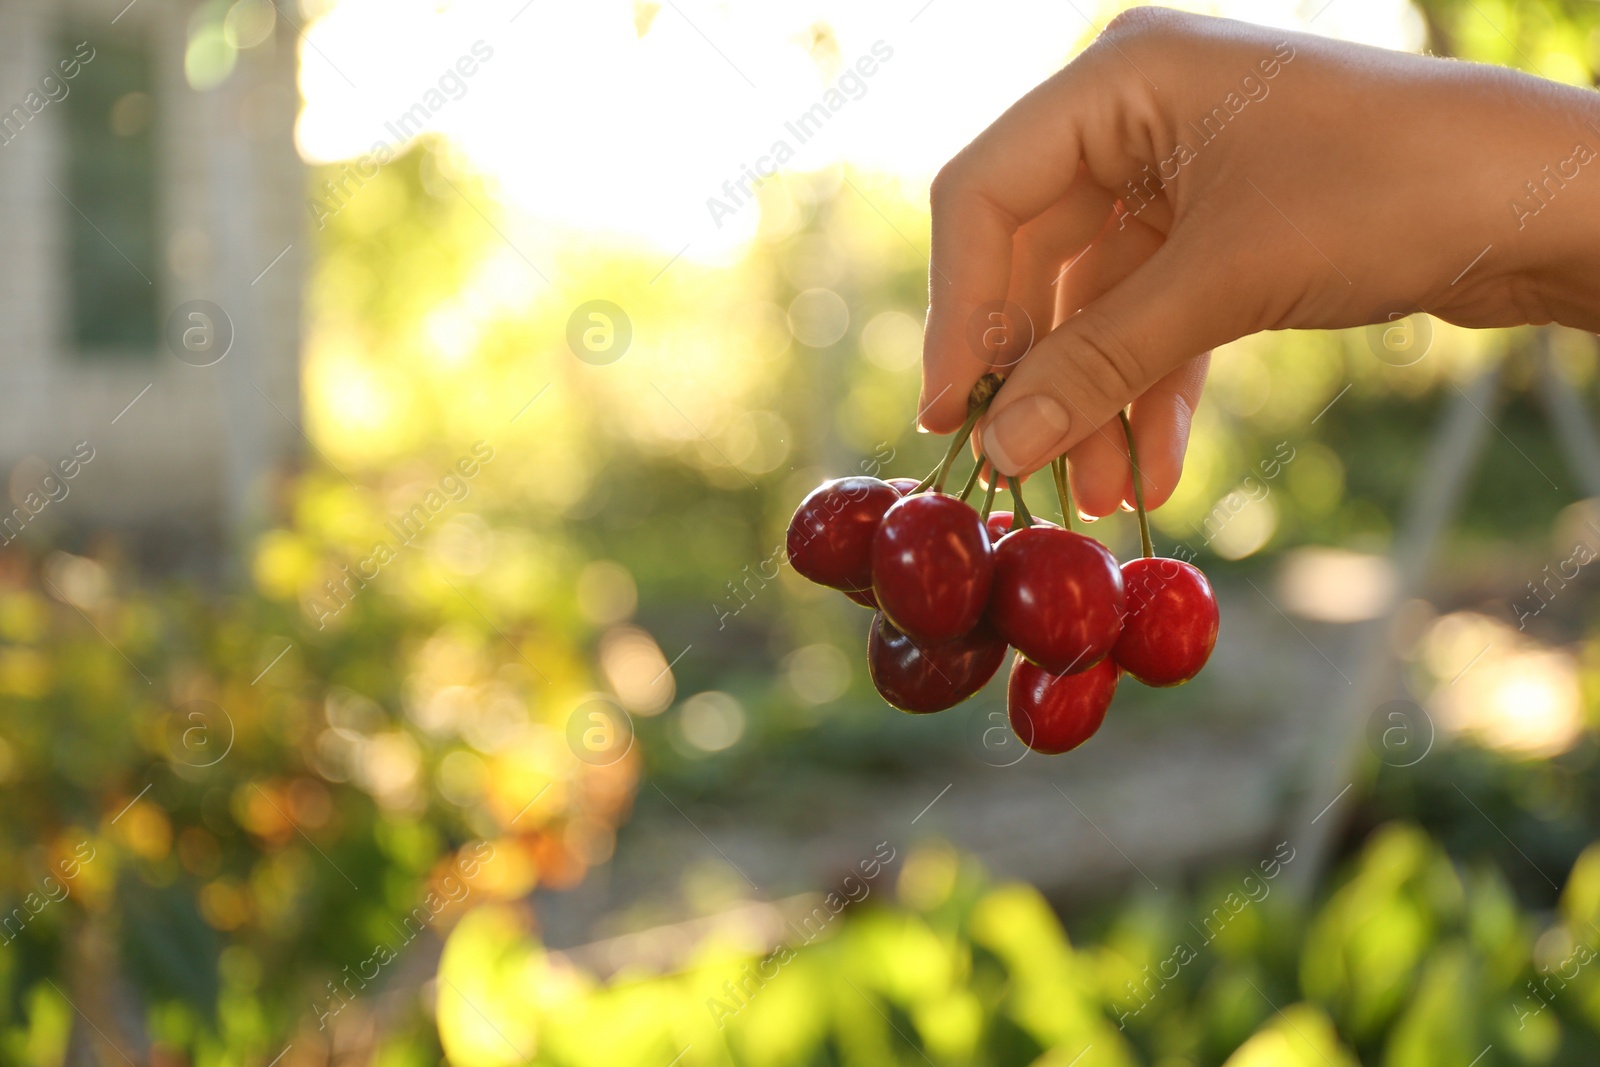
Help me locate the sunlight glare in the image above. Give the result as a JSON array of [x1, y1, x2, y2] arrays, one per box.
[[297, 0, 1424, 260]]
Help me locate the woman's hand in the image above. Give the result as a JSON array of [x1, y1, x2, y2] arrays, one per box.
[[918, 7, 1600, 516]]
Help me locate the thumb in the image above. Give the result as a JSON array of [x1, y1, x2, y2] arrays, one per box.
[[979, 229, 1252, 477]]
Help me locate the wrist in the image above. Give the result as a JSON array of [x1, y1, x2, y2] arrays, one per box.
[[1503, 88, 1600, 331]]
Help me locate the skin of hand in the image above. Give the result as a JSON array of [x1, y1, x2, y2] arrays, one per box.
[[918, 7, 1600, 518]]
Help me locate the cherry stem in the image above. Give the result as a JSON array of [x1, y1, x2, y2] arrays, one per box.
[[1117, 410, 1153, 559], [930, 373, 1004, 494], [1009, 476, 1035, 530], [931, 408, 981, 493], [910, 461, 940, 494], [957, 455, 983, 502], [979, 459, 998, 521], [1051, 454, 1074, 532]]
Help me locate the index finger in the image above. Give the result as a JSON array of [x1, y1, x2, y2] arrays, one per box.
[[918, 47, 1123, 433]]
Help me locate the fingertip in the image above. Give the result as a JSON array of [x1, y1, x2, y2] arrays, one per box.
[[979, 470, 1014, 492], [1064, 434, 1125, 518], [918, 406, 964, 436], [915, 373, 973, 436], [1074, 488, 1123, 518], [914, 400, 955, 435], [1129, 394, 1194, 511], [1139, 456, 1181, 510]]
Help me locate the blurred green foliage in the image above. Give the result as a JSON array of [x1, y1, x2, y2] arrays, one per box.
[[431, 827, 1600, 1066], [0, 150, 632, 1062]]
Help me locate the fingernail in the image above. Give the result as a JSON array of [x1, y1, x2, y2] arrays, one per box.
[[1119, 500, 1134, 513], [981, 395, 1070, 476], [1077, 510, 1099, 524]]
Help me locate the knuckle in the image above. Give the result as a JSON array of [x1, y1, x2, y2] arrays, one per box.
[[1102, 5, 1186, 42], [928, 160, 965, 216], [1090, 8, 1188, 113], [1068, 315, 1146, 406], [929, 154, 988, 231]]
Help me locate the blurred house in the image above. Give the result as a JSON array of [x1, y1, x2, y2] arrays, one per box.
[[0, 0, 303, 563]]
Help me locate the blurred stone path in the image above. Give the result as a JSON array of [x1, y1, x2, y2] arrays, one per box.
[[535, 580, 1361, 952]]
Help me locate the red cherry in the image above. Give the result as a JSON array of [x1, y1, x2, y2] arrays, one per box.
[[871, 494, 994, 644], [868, 613, 1007, 714], [983, 512, 1056, 542], [787, 477, 901, 593], [988, 527, 1125, 675], [844, 586, 878, 609], [1007, 653, 1119, 754], [1113, 557, 1219, 686], [887, 478, 922, 495]]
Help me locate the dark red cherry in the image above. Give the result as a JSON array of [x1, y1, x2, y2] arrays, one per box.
[[868, 613, 1007, 713], [887, 478, 922, 495], [988, 526, 1125, 675], [1113, 557, 1219, 686], [1007, 653, 1119, 754], [984, 512, 1056, 542], [871, 494, 993, 644], [787, 477, 901, 593], [844, 586, 878, 609]]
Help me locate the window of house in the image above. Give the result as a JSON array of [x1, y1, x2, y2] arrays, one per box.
[[62, 32, 159, 354]]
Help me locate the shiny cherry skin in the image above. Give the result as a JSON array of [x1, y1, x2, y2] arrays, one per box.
[[871, 493, 994, 644], [868, 613, 1007, 714], [988, 526, 1125, 675], [1007, 654, 1119, 754], [838, 480, 922, 605], [984, 511, 1056, 542], [787, 477, 901, 593], [1113, 557, 1219, 686], [842, 480, 924, 605]]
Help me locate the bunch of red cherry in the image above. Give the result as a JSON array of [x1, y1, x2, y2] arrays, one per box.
[[786, 374, 1219, 754]]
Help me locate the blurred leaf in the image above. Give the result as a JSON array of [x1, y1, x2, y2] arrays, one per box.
[[1221, 1002, 1360, 1067], [118, 875, 221, 1015]]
